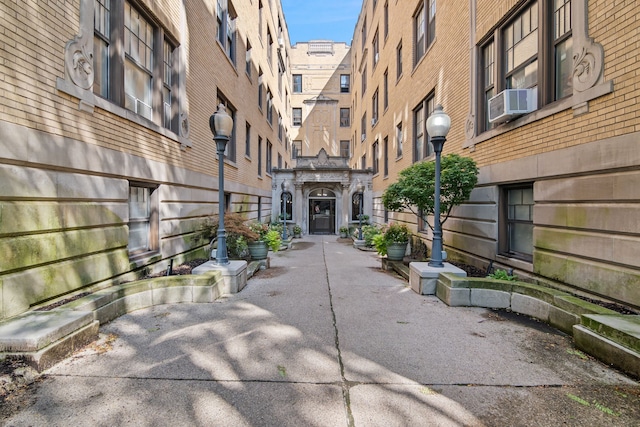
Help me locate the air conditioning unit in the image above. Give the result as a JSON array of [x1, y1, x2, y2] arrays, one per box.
[[374, 53, 379, 63], [361, 133, 366, 142], [278, 38, 285, 48], [488, 88, 537, 124], [371, 118, 376, 126]]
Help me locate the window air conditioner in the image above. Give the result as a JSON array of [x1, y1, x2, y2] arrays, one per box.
[[278, 38, 285, 48], [361, 133, 366, 142], [374, 53, 379, 63], [488, 88, 537, 124], [371, 118, 376, 126]]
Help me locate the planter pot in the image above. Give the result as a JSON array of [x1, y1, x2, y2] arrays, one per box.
[[386, 242, 408, 261], [247, 241, 269, 260], [339, 232, 348, 238]]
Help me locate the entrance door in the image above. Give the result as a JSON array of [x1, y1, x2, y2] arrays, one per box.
[[309, 199, 335, 234]]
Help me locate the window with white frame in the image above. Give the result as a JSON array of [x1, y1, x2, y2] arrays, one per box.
[[340, 74, 350, 93], [372, 29, 379, 67], [372, 89, 379, 124], [372, 140, 379, 174], [128, 184, 158, 256], [293, 74, 302, 92], [124, 3, 154, 120], [292, 108, 302, 126], [396, 122, 403, 158]]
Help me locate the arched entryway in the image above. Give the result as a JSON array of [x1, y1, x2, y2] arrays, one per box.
[[309, 188, 336, 234]]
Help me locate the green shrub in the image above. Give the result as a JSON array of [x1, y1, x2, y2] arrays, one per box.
[[488, 269, 516, 281]]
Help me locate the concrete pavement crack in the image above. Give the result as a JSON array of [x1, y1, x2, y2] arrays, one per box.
[[322, 236, 356, 427]]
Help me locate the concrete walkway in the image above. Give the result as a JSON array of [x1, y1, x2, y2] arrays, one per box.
[[4, 235, 640, 426]]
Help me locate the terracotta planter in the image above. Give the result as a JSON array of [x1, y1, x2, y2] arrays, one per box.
[[386, 242, 408, 261], [247, 241, 269, 260]]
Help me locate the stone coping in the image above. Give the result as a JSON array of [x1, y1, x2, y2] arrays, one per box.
[[0, 260, 260, 371], [436, 272, 640, 378]]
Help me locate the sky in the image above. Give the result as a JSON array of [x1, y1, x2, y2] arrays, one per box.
[[280, 0, 362, 45]]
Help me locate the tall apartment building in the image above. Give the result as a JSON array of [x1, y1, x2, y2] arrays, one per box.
[[350, 0, 639, 309], [0, 0, 295, 319]]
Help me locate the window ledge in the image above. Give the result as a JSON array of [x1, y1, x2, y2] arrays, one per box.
[[467, 81, 614, 149], [56, 77, 192, 149], [129, 251, 162, 267], [495, 254, 534, 273]]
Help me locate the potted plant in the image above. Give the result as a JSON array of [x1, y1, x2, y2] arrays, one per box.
[[373, 222, 410, 261], [247, 221, 282, 260], [339, 225, 349, 238], [206, 213, 257, 260], [293, 224, 302, 238]]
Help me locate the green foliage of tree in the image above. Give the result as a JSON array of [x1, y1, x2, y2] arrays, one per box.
[[382, 154, 479, 231]]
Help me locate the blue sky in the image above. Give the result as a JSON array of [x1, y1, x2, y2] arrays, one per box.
[[281, 0, 362, 45]]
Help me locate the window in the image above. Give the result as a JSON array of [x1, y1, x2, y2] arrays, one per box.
[[292, 108, 302, 126], [278, 113, 283, 140], [128, 184, 158, 256], [293, 74, 302, 92], [383, 136, 389, 177], [554, 0, 573, 99], [414, 0, 436, 65], [504, 2, 538, 91], [267, 30, 273, 67], [372, 89, 379, 125], [481, 41, 495, 132], [266, 139, 273, 174], [162, 41, 175, 131], [245, 39, 252, 75], [278, 153, 282, 169], [361, 17, 367, 51], [258, 1, 263, 40], [258, 136, 263, 176], [124, 3, 154, 120], [340, 74, 350, 93], [413, 94, 435, 162], [384, 1, 389, 39], [217, 0, 236, 64], [292, 140, 302, 158], [396, 122, 403, 158], [478, 1, 573, 132], [372, 140, 379, 175], [361, 153, 366, 170], [372, 29, 379, 67], [266, 89, 273, 124], [93, 1, 182, 130], [503, 185, 534, 260], [340, 108, 350, 127], [383, 69, 388, 110], [340, 140, 350, 158], [245, 121, 251, 157], [93, 0, 110, 98], [361, 66, 367, 95], [217, 93, 237, 162], [396, 41, 403, 79], [361, 113, 367, 141], [258, 68, 263, 110]]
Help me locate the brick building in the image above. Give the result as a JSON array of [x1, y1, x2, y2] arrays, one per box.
[[0, 0, 638, 319], [350, 0, 639, 308]]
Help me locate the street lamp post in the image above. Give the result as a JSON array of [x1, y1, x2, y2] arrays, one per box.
[[357, 180, 365, 240], [209, 104, 234, 266], [281, 180, 290, 240], [426, 104, 451, 268]]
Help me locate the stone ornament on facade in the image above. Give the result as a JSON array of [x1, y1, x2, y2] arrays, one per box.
[[64, 30, 94, 90], [464, 113, 475, 139], [572, 42, 604, 93]]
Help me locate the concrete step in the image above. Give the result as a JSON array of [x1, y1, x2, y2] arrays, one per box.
[[0, 311, 99, 371], [573, 314, 640, 379]]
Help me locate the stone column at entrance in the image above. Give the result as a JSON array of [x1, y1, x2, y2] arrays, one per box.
[[295, 183, 304, 234], [341, 183, 350, 230]]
